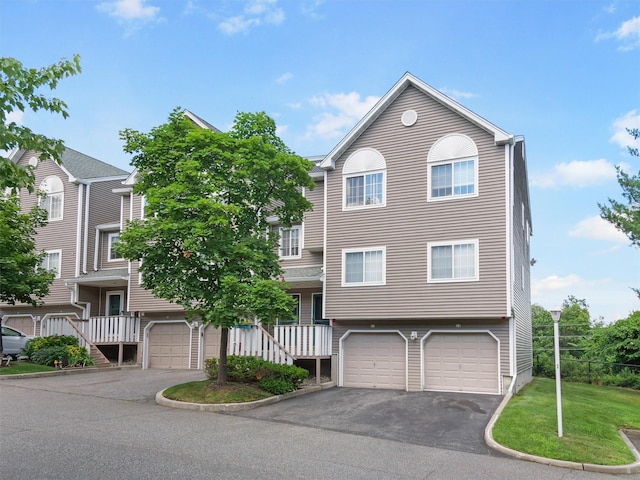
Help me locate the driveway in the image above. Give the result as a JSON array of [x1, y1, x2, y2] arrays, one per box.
[[231, 387, 505, 456], [3, 368, 502, 455]]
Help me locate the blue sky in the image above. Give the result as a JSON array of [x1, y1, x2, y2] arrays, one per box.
[[3, 0, 639, 323]]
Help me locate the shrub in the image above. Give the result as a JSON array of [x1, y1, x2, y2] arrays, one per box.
[[31, 345, 69, 366], [204, 356, 309, 392], [22, 335, 79, 358], [259, 378, 296, 395]]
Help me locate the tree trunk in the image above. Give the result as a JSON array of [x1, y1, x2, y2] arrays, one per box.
[[217, 326, 229, 385]]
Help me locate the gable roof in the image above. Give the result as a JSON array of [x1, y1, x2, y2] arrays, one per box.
[[60, 147, 129, 180], [184, 109, 222, 132], [320, 72, 514, 170]]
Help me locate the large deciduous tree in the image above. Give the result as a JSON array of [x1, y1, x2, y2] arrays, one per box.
[[0, 55, 81, 356], [599, 128, 640, 297], [117, 109, 314, 384]]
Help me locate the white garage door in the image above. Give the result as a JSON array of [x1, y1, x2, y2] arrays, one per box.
[[148, 322, 190, 369], [342, 332, 406, 390], [424, 333, 499, 394], [4, 316, 35, 336]]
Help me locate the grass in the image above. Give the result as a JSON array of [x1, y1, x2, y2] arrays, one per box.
[[162, 380, 274, 404], [0, 361, 57, 375], [492, 377, 640, 465]]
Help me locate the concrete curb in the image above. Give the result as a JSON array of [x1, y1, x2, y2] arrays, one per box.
[[484, 392, 640, 474], [156, 381, 337, 413], [0, 366, 121, 380]]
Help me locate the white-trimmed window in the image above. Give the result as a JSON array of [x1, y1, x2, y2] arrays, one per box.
[[343, 148, 387, 210], [278, 294, 300, 325], [41, 250, 61, 279], [39, 175, 64, 220], [427, 134, 478, 201], [108, 233, 122, 261], [342, 247, 386, 286], [427, 240, 478, 282], [279, 226, 302, 259]]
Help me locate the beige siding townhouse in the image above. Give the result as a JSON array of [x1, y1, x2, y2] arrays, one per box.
[[1, 147, 132, 365], [319, 73, 532, 394]]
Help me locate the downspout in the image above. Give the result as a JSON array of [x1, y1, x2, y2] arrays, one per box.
[[507, 142, 516, 382], [322, 170, 328, 322], [75, 183, 84, 277], [82, 182, 91, 274], [65, 282, 87, 319]]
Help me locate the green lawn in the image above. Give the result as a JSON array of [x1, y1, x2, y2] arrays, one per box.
[[0, 361, 56, 375], [162, 380, 274, 404], [492, 378, 640, 465]]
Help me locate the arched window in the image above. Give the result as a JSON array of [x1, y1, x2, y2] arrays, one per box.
[[427, 134, 478, 201], [342, 148, 386, 210], [39, 175, 64, 220]]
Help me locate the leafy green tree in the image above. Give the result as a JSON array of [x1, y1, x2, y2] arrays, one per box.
[[599, 128, 639, 297], [584, 311, 640, 366], [117, 109, 314, 384], [0, 55, 81, 356], [559, 295, 592, 357]]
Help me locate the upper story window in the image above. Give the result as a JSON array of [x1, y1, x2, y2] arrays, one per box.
[[343, 148, 386, 210], [342, 246, 386, 286], [427, 240, 478, 283], [41, 249, 61, 279], [39, 175, 64, 221], [108, 233, 122, 261], [279, 226, 302, 259], [427, 134, 478, 201]]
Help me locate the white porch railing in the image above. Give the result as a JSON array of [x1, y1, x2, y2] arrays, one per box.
[[228, 325, 295, 365], [85, 316, 140, 343], [274, 325, 332, 357], [40, 316, 90, 352], [40, 316, 140, 344]]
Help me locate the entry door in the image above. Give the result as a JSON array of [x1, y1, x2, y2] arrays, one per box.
[[106, 292, 123, 316]]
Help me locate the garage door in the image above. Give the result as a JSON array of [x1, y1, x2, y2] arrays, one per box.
[[148, 322, 190, 369], [4, 316, 35, 336], [424, 333, 498, 394], [342, 332, 406, 390]]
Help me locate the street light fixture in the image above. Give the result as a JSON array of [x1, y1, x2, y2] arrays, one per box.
[[550, 307, 563, 438]]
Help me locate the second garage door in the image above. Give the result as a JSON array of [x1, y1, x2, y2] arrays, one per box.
[[424, 332, 499, 394], [342, 332, 406, 390], [148, 322, 191, 369]]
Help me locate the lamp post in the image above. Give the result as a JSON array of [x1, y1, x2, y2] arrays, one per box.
[[550, 307, 563, 438]]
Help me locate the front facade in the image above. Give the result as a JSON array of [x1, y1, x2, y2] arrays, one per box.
[[1, 75, 532, 394]]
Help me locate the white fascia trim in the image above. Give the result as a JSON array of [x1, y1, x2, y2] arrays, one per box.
[[322, 170, 328, 322], [78, 175, 129, 184], [320, 72, 513, 170], [75, 183, 84, 277], [82, 183, 90, 274]]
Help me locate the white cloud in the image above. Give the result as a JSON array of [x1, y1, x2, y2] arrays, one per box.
[[596, 15, 640, 51], [530, 159, 618, 188], [569, 215, 629, 244], [439, 87, 478, 101], [218, 0, 284, 34], [531, 274, 585, 296], [97, 0, 160, 21], [276, 72, 293, 84], [305, 91, 380, 139], [610, 109, 640, 150], [5, 110, 24, 125]]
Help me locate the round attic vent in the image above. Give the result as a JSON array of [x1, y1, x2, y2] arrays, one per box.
[[401, 109, 418, 127], [28, 156, 38, 167]]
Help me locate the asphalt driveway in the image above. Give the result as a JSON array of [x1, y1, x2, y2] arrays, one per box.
[[231, 387, 505, 456], [3, 368, 503, 456]]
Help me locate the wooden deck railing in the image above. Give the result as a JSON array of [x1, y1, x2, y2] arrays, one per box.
[[228, 325, 295, 365], [41, 315, 139, 344], [274, 325, 332, 357]]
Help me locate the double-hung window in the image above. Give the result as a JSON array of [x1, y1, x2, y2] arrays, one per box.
[[41, 250, 61, 279], [427, 134, 478, 201], [343, 148, 386, 210], [342, 247, 386, 286], [108, 233, 122, 261], [39, 176, 64, 221], [427, 240, 478, 282], [279, 226, 302, 259]]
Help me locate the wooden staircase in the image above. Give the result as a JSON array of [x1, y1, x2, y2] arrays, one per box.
[[89, 347, 112, 369]]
